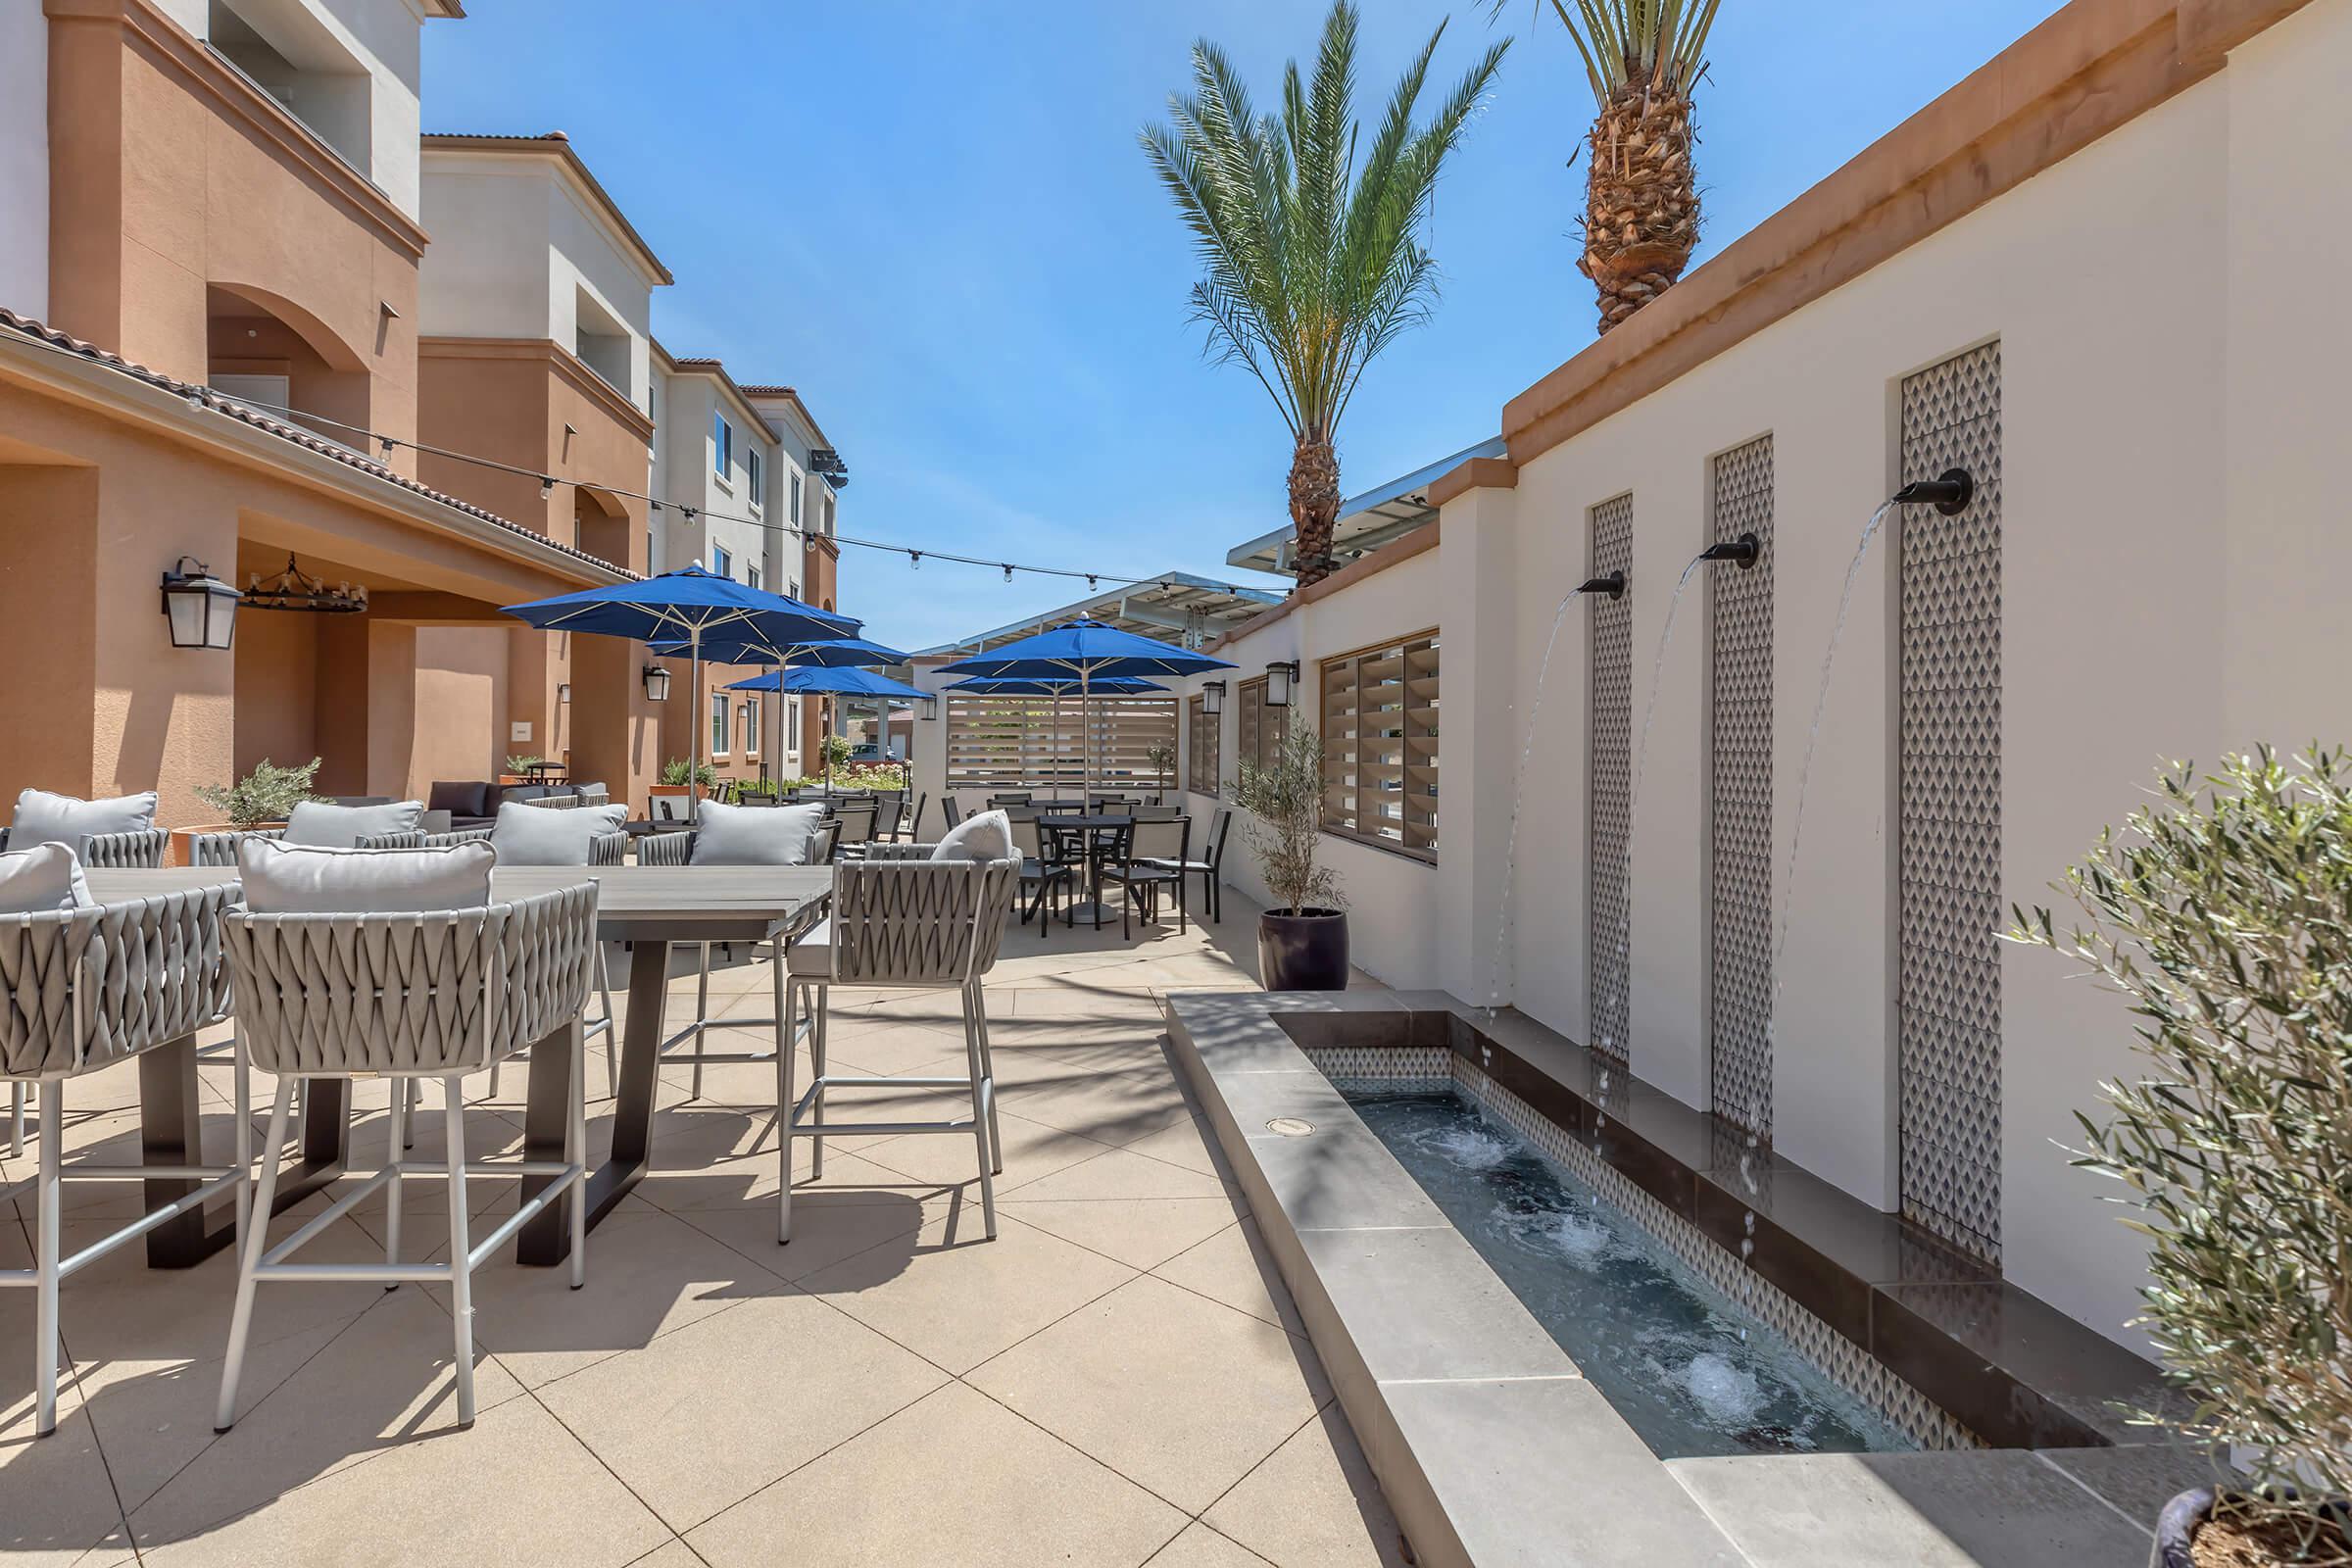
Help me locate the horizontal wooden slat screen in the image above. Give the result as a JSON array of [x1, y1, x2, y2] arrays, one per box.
[[1318, 631, 1438, 859], [1237, 675, 1289, 775], [1187, 696, 1219, 796], [945, 695, 1178, 790]]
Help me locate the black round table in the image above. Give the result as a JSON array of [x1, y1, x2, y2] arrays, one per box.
[[1040, 813, 1135, 928]]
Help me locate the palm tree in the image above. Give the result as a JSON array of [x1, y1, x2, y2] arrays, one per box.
[[1508, 0, 1725, 332], [1142, 2, 1508, 587]]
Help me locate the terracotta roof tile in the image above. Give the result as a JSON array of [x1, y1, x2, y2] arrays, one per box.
[[0, 308, 638, 581]]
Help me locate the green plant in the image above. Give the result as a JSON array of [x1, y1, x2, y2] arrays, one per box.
[[1147, 739, 1178, 788], [819, 735, 855, 780], [2008, 748, 2352, 1557], [1231, 727, 1345, 916], [1494, 0, 1729, 332], [194, 758, 322, 830], [504, 754, 543, 775], [659, 757, 718, 790], [1141, 1, 1507, 586]]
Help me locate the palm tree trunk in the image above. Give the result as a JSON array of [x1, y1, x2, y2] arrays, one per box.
[[1289, 433, 1342, 587], [1582, 84, 1699, 333]]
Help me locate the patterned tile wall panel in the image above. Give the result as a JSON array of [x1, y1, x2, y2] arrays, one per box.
[[1709, 437, 1775, 1140], [1589, 495, 1636, 1066], [1897, 343, 2004, 1264]]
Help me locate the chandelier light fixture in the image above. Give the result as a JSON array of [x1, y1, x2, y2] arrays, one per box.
[[243, 553, 368, 614]]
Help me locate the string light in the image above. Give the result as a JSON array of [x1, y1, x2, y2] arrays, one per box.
[[3, 332, 1278, 598]]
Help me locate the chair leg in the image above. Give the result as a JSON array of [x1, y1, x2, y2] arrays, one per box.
[[442, 1076, 476, 1428], [218, 1077, 295, 1433], [597, 943, 619, 1100], [972, 982, 1002, 1175], [383, 1079, 406, 1289], [1178, 872, 1189, 935], [809, 984, 828, 1180], [9, 1081, 22, 1158], [567, 1021, 587, 1292], [777, 980, 800, 1246], [32, 1085, 62, 1437], [691, 943, 711, 1101], [960, 999, 998, 1242], [1121, 878, 1132, 940]]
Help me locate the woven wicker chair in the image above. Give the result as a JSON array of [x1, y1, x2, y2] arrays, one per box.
[[476, 830, 624, 1102], [0, 885, 243, 1435], [7, 828, 170, 1155], [215, 883, 599, 1431], [355, 827, 494, 852], [779, 848, 1021, 1245]]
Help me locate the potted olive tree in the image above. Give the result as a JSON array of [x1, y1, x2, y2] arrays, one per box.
[[1231, 726, 1348, 990], [2010, 748, 2350, 1567], [179, 757, 321, 864]]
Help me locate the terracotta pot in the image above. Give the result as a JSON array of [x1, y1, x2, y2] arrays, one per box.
[[1257, 908, 1348, 991]]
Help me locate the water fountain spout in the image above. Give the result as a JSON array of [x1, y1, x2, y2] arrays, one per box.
[[1575, 569, 1628, 600], [1694, 532, 1762, 570], [1890, 467, 1974, 514]]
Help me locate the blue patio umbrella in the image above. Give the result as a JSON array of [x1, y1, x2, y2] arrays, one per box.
[[658, 634, 912, 779], [944, 675, 1169, 697], [723, 666, 927, 699], [939, 618, 1231, 798], [502, 564, 858, 820]]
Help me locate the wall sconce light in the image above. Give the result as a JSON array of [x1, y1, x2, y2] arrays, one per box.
[[557, 682, 571, 704], [643, 663, 671, 702], [1264, 661, 1299, 707], [1201, 680, 1226, 717], [919, 694, 939, 721], [160, 557, 238, 650]]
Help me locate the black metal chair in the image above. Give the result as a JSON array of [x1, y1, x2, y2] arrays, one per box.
[[939, 796, 961, 834], [1101, 817, 1191, 938], [1007, 814, 1074, 933], [1152, 807, 1232, 923]]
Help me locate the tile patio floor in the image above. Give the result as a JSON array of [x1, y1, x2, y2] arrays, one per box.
[[0, 889, 1408, 1567]]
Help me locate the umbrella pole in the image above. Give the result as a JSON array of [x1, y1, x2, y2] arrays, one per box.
[[688, 629, 703, 826]]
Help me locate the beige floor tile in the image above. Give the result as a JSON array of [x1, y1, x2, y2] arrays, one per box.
[[433, 1209, 780, 1389], [967, 1274, 1330, 1513], [0, 1404, 134, 1566], [1145, 1523, 1273, 1567], [686, 1382, 1185, 1568], [795, 1210, 1133, 1374], [140, 1389, 669, 1568], [859, 1103, 1115, 1189], [619, 1543, 703, 1568], [126, 1288, 528, 1550], [1121, 1114, 1232, 1180], [1002, 1062, 1200, 1147], [637, 1141, 911, 1212], [1204, 1406, 1409, 1567], [1151, 1218, 1306, 1336], [1001, 1197, 1248, 1272], [1010, 986, 1169, 1018], [999, 1147, 1232, 1203], [537, 1286, 947, 1530], [668, 1185, 945, 1283], [810, 1019, 972, 1077]]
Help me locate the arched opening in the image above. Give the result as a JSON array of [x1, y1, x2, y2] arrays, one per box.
[[206, 282, 372, 448], [572, 486, 633, 573]]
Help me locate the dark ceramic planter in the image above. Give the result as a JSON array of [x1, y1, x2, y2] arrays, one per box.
[[2151, 1487, 2216, 1568], [1258, 908, 1348, 991]]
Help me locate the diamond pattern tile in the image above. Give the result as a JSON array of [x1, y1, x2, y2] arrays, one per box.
[[1898, 342, 2003, 1263], [1590, 493, 1635, 1067], [1709, 436, 1774, 1140]]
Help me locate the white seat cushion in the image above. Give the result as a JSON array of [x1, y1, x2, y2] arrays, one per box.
[[0, 841, 94, 915], [238, 838, 495, 915], [12, 788, 156, 853], [490, 801, 627, 866], [930, 808, 1014, 864], [690, 801, 825, 866], [282, 799, 423, 849], [785, 917, 832, 977]]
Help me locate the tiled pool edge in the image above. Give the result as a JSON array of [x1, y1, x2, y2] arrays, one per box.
[[1161, 990, 2215, 1568]]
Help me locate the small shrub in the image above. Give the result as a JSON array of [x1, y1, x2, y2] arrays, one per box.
[[1230, 726, 1344, 916], [195, 758, 322, 830], [659, 758, 718, 790], [2009, 747, 2352, 1556], [504, 754, 543, 775]]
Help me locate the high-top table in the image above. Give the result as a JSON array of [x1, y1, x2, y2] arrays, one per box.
[[87, 864, 831, 1268]]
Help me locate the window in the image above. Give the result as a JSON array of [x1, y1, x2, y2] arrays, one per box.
[[1236, 675, 1291, 776], [789, 578, 802, 602], [710, 543, 732, 579], [747, 446, 763, 510], [821, 493, 835, 536], [945, 696, 1177, 789], [1320, 631, 1439, 859], [790, 473, 803, 524], [787, 697, 803, 753], [711, 693, 731, 757], [711, 412, 732, 481], [743, 699, 760, 755], [1188, 695, 1219, 796], [747, 564, 761, 593]]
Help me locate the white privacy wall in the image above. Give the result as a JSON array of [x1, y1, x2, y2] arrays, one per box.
[[1157, 7, 2344, 1352]]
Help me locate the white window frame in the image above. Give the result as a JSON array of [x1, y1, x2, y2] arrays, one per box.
[[711, 693, 731, 758], [746, 446, 763, 512], [711, 543, 732, 580], [743, 698, 760, 755], [789, 472, 803, 524], [711, 411, 733, 483]]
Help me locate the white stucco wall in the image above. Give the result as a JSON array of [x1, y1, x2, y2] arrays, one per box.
[[0, 2, 47, 320]]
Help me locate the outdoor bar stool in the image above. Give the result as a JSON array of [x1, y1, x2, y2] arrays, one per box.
[[779, 846, 1021, 1245], [0, 874, 244, 1436], [637, 806, 837, 1101], [1102, 817, 1192, 938], [475, 808, 624, 1103], [214, 845, 599, 1432]]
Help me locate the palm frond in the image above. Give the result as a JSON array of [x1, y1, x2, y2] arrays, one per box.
[[1494, 0, 1722, 106]]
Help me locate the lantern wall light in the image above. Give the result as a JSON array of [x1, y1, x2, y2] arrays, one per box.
[[919, 694, 939, 721], [1265, 661, 1300, 707], [1201, 680, 1226, 717], [643, 663, 672, 702], [161, 557, 238, 651]]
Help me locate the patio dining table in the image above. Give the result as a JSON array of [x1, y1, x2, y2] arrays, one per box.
[[85, 864, 831, 1268], [1038, 812, 1135, 928]]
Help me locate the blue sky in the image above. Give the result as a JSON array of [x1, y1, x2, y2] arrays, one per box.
[[423, 1, 2062, 653]]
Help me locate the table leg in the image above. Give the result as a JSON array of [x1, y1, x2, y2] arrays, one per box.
[[142, 1040, 350, 1268], [519, 937, 667, 1265]]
